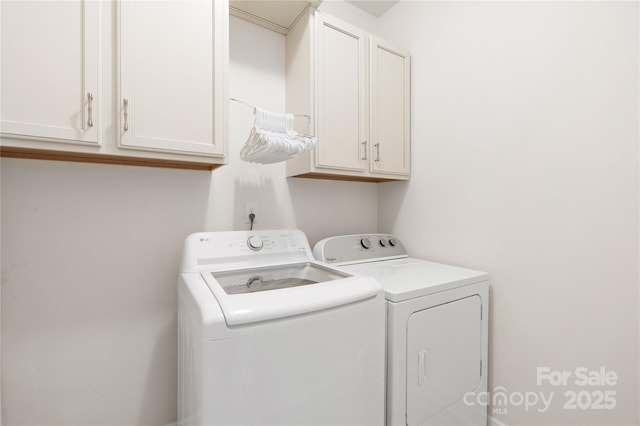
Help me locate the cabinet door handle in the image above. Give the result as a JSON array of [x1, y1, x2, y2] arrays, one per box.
[[362, 140, 368, 160], [374, 143, 380, 162], [123, 98, 129, 132], [87, 92, 94, 127]]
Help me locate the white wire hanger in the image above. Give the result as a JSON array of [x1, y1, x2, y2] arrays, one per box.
[[229, 98, 312, 124]]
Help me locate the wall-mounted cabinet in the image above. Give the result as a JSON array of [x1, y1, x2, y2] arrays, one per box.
[[1, 0, 228, 171], [286, 10, 410, 182], [370, 36, 411, 177], [118, 0, 226, 158], [0, 1, 100, 145]]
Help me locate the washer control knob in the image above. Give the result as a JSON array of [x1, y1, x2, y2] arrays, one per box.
[[360, 237, 372, 249], [388, 238, 398, 247], [247, 236, 263, 251], [379, 239, 387, 247]]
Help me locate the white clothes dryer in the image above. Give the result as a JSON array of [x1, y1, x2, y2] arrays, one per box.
[[178, 230, 386, 426], [314, 234, 489, 426]]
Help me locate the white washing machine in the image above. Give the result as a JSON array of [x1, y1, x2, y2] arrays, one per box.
[[314, 234, 489, 426], [177, 229, 386, 426]]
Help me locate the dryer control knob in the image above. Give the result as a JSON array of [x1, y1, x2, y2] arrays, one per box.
[[360, 237, 371, 249], [388, 238, 398, 247], [379, 239, 387, 247], [247, 236, 263, 251]]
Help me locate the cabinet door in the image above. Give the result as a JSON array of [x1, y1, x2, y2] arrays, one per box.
[[118, 0, 227, 158], [370, 37, 410, 176], [315, 13, 368, 171], [1, 0, 99, 144]]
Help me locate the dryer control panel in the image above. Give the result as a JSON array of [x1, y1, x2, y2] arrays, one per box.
[[314, 234, 408, 265]]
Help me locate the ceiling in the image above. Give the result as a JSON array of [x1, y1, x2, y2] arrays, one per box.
[[228, 0, 401, 35], [345, 0, 400, 17], [229, 0, 322, 34]]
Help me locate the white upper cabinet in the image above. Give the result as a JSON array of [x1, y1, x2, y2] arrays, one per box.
[[286, 10, 410, 182], [118, 0, 227, 158], [1, 0, 228, 170], [316, 13, 368, 172], [370, 37, 411, 176], [1, 0, 99, 145]]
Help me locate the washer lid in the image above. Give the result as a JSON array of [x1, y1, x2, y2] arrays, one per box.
[[201, 261, 382, 325], [340, 258, 488, 302]]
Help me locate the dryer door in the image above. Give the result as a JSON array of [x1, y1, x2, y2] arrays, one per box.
[[406, 295, 482, 425]]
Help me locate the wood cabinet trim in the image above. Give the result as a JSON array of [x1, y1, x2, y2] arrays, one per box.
[[0, 147, 223, 171]]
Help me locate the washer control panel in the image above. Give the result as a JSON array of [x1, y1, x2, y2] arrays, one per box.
[[314, 234, 408, 265], [181, 229, 312, 272]]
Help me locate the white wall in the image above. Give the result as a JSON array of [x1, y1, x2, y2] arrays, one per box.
[[1, 159, 210, 425], [378, 2, 639, 425], [0, 11, 378, 426]]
